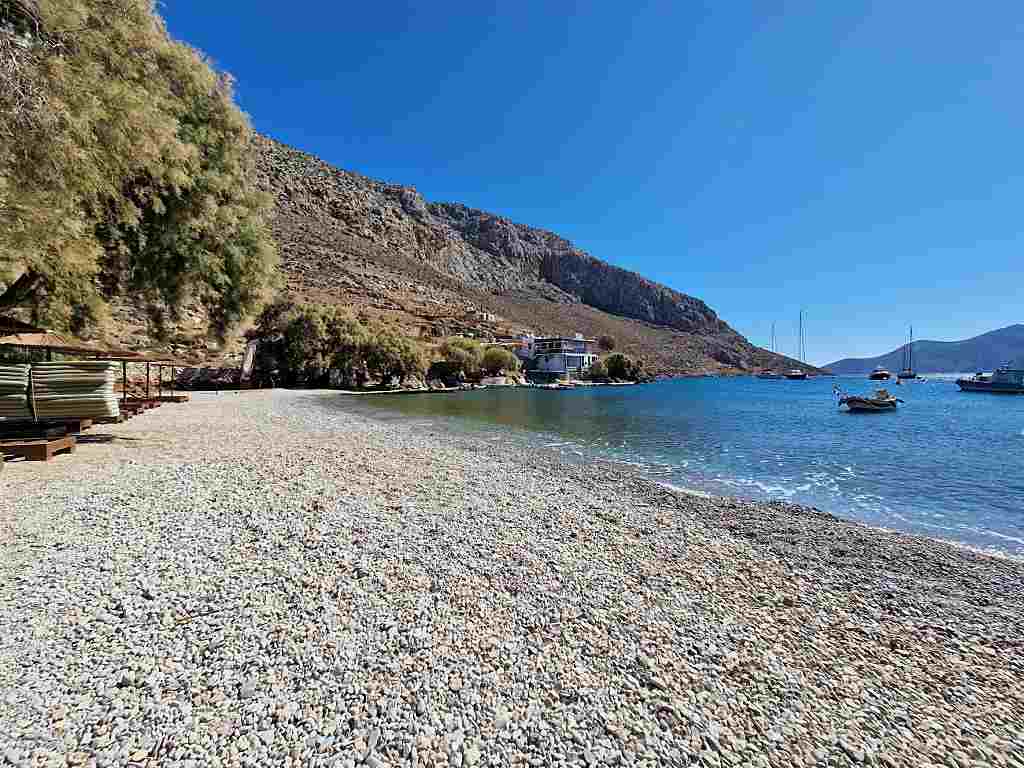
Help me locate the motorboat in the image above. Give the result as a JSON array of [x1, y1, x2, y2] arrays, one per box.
[[839, 388, 902, 412], [756, 371, 783, 379], [868, 366, 891, 381], [957, 364, 1024, 394], [785, 369, 808, 380]]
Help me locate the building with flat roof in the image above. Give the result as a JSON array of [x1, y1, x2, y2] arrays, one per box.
[[530, 334, 598, 375]]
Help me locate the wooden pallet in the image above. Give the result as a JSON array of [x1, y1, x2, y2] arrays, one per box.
[[0, 424, 68, 441], [0, 435, 76, 462]]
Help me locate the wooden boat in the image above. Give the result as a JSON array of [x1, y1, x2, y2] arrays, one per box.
[[957, 364, 1024, 394], [839, 388, 903, 412], [897, 325, 917, 380], [868, 366, 891, 380]]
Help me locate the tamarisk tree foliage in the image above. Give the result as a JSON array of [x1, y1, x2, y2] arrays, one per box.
[[255, 301, 426, 387], [0, 0, 277, 335]]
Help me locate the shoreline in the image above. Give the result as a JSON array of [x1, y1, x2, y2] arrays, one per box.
[[2, 390, 1022, 765]]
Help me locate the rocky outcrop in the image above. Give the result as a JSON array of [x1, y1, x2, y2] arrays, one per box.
[[250, 135, 813, 375], [429, 203, 727, 335]]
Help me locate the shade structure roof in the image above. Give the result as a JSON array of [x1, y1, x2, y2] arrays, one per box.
[[0, 332, 115, 356]]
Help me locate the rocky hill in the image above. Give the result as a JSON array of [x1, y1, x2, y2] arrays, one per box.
[[826, 325, 1024, 375], [252, 135, 808, 375]]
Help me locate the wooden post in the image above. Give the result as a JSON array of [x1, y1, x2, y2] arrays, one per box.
[[158, 365, 162, 399], [122, 361, 127, 404], [145, 362, 150, 400]]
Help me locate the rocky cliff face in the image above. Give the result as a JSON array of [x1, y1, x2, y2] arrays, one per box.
[[428, 203, 729, 336], [248, 135, 808, 375]]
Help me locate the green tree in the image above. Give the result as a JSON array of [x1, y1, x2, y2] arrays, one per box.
[[363, 323, 425, 384], [0, 0, 277, 336], [587, 358, 608, 380], [438, 337, 484, 380], [598, 334, 616, 352], [605, 353, 641, 381], [481, 346, 519, 376]]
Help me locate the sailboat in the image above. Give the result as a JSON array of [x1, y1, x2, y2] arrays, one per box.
[[897, 325, 917, 380], [757, 322, 783, 379], [785, 309, 809, 379]]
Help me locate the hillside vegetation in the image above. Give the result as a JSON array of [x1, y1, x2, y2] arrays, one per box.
[[826, 325, 1024, 374], [255, 136, 812, 376], [0, 0, 277, 335], [1, 1, 812, 376]]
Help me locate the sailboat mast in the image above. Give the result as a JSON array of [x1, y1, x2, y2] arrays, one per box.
[[798, 309, 805, 364]]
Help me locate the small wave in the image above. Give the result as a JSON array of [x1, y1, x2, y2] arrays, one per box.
[[714, 476, 796, 497], [658, 481, 712, 499], [958, 526, 1024, 547]]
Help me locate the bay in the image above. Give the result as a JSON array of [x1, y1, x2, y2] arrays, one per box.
[[341, 375, 1024, 556]]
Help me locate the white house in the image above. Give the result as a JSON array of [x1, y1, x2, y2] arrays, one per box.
[[531, 334, 599, 375]]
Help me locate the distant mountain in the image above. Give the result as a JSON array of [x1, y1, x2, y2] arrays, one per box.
[[825, 325, 1024, 374]]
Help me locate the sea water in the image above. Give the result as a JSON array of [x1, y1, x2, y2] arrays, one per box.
[[340, 376, 1024, 557]]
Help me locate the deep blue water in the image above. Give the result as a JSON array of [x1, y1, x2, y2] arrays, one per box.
[[344, 376, 1024, 556]]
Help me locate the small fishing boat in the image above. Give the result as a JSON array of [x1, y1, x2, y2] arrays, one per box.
[[838, 388, 903, 412], [869, 366, 891, 381], [785, 369, 808, 380], [957, 363, 1024, 394]]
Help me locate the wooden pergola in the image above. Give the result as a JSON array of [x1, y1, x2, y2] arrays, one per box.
[[0, 333, 188, 404], [85, 353, 189, 404]]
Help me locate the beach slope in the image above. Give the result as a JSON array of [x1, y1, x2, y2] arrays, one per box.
[[1, 391, 1021, 766]]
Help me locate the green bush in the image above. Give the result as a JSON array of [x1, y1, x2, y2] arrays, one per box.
[[481, 346, 519, 376]]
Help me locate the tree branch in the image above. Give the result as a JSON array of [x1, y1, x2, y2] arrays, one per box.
[[0, 268, 44, 311]]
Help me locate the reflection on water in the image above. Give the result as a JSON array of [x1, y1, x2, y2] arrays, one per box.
[[338, 378, 1024, 556]]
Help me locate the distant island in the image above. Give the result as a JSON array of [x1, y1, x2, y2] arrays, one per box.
[[826, 324, 1024, 374]]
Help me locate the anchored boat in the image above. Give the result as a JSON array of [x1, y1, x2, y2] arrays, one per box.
[[784, 310, 810, 380], [957, 363, 1024, 394], [758, 322, 783, 379], [838, 388, 903, 412], [869, 366, 892, 381], [897, 325, 917, 380]]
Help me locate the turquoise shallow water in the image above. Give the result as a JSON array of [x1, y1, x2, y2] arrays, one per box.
[[339, 376, 1024, 556]]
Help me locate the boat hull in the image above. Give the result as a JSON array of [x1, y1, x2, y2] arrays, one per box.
[[868, 373, 891, 380], [956, 380, 1024, 394], [840, 397, 898, 412], [784, 373, 808, 380]]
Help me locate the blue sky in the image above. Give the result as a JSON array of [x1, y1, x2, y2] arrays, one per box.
[[162, 1, 1023, 365]]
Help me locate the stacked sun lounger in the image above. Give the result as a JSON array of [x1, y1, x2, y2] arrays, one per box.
[[29, 362, 120, 419], [0, 364, 31, 420]]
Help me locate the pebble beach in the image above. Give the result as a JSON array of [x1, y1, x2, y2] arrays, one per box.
[[1, 390, 1022, 768]]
